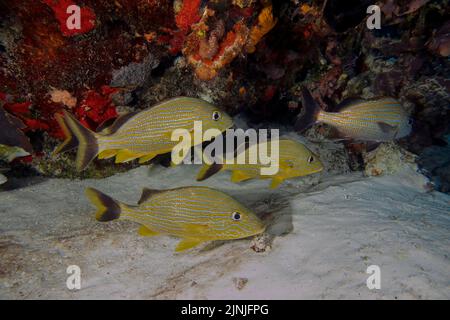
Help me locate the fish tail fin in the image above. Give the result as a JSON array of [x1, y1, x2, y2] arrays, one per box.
[[61, 111, 99, 171], [53, 113, 79, 155], [295, 87, 322, 133], [85, 187, 122, 222], [196, 163, 223, 181]]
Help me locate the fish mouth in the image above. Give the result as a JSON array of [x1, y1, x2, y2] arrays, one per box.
[[291, 166, 324, 178], [241, 224, 266, 239], [252, 225, 266, 236], [225, 123, 236, 131], [309, 166, 324, 175], [315, 167, 324, 174]]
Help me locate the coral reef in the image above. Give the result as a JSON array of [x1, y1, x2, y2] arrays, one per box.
[[175, 0, 202, 31], [417, 135, 450, 193], [0, 0, 448, 188], [0, 104, 32, 184], [42, 0, 96, 36], [0, 105, 32, 154], [363, 142, 419, 177], [181, 3, 277, 80], [245, 5, 277, 53]]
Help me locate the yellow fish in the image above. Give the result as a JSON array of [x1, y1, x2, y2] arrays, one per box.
[[296, 88, 412, 141], [54, 97, 233, 171], [197, 139, 324, 188], [86, 186, 265, 252]]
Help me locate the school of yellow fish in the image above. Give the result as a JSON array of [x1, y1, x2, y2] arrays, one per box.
[[53, 92, 411, 252]]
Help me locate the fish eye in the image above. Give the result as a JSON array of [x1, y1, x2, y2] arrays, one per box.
[[408, 118, 413, 125], [308, 156, 314, 163], [231, 212, 241, 221], [212, 111, 221, 121]]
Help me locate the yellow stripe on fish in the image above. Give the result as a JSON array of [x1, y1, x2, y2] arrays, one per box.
[[295, 88, 412, 141], [85, 186, 265, 252], [54, 97, 234, 171], [197, 139, 324, 188]]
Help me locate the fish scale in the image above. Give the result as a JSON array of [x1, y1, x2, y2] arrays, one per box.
[[86, 186, 265, 252]]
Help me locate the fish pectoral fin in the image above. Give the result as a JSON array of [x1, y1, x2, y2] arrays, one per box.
[[175, 238, 204, 252], [231, 170, 251, 183], [138, 225, 159, 237], [139, 153, 157, 164], [270, 177, 284, 189], [376, 122, 397, 134], [365, 141, 381, 152], [279, 160, 294, 171], [98, 149, 118, 160], [334, 98, 365, 112], [115, 150, 142, 163], [183, 223, 209, 235]]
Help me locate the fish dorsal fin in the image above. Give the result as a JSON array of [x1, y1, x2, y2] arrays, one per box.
[[138, 187, 165, 205], [334, 98, 366, 112], [335, 96, 400, 112], [96, 117, 117, 133], [99, 112, 138, 135]]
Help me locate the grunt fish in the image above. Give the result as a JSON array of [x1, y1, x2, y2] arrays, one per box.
[[54, 97, 233, 171], [86, 186, 265, 252], [295, 88, 412, 142], [197, 139, 324, 188]]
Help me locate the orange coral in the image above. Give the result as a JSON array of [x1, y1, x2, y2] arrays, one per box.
[[188, 21, 249, 80], [300, 4, 313, 15], [198, 20, 225, 60], [246, 5, 277, 53], [182, 3, 276, 80]]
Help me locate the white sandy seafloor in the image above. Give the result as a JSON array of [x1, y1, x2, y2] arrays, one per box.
[[0, 137, 449, 300]]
